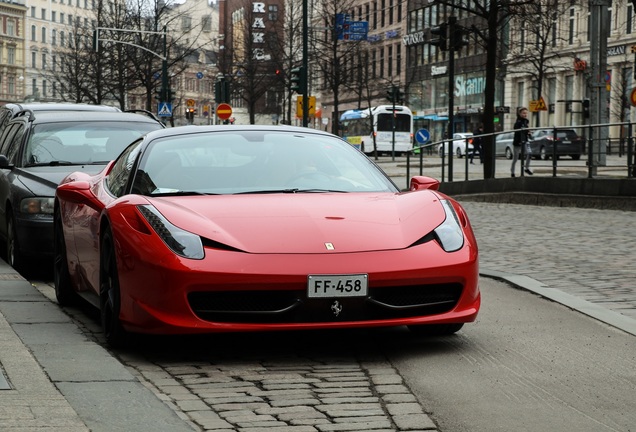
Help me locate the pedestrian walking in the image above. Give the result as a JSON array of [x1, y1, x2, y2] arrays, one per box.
[[511, 107, 533, 177], [470, 125, 484, 164]]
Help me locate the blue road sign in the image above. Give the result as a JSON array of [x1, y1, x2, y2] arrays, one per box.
[[196, 72, 204, 79], [415, 128, 430, 145], [157, 102, 172, 117]]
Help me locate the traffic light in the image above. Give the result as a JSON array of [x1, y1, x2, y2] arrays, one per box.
[[450, 27, 469, 50], [582, 98, 590, 118], [430, 23, 448, 51], [290, 66, 305, 93], [214, 79, 230, 103], [386, 86, 396, 103], [185, 108, 196, 121]]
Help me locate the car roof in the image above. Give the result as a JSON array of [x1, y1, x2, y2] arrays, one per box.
[[2, 102, 120, 114], [24, 110, 163, 124], [140, 124, 338, 141]]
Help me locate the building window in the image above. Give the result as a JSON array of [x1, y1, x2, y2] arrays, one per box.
[[379, 46, 384, 77], [52, 55, 57, 71], [373, 1, 377, 29], [60, 31, 65, 47], [60, 13, 65, 23], [381, 0, 386, 27], [32, 51, 36, 68], [372, 50, 377, 78], [43, 80, 47, 96], [42, 27, 47, 43], [52, 29, 57, 45], [398, 1, 402, 22], [31, 25, 36, 41], [396, 44, 401, 76], [85, 0, 88, 8], [42, 54, 46, 70], [32, 79, 37, 94], [387, 45, 393, 76], [7, 47, 15, 65], [569, 8, 575, 44], [8, 76, 15, 94], [629, 5, 634, 34], [41, 8, 46, 19], [68, 15, 73, 25], [268, 5, 278, 21], [31, 6, 35, 17], [7, 20, 15, 36], [52, 11, 56, 22], [202, 16, 211, 32], [182, 16, 192, 32], [389, 0, 394, 25]]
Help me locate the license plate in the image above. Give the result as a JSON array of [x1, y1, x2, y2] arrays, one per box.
[[307, 274, 368, 298]]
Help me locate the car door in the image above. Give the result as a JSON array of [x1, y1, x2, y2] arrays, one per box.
[[0, 121, 27, 240]]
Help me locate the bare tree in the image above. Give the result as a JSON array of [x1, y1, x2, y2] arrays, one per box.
[[311, 0, 366, 135], [505, 0, 572, 127]]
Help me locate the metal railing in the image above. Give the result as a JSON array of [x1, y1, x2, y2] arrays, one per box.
[[406, 122, 636, 184]]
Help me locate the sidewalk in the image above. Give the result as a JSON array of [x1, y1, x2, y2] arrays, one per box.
[[0, 259, 195, 432]]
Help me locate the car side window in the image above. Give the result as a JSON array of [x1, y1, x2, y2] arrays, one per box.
[[0, 123, 26, 164], [106, 140, 142, 198]]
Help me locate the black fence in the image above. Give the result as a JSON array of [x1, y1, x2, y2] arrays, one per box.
[[406, 122, 636, 183]]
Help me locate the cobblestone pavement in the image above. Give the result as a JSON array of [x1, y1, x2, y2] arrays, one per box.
[[459, 202, 636, 321]]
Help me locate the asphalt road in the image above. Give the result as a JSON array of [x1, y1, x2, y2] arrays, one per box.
[[386, 278, 636, 432]]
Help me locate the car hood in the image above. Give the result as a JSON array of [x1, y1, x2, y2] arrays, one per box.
[[147, 192, 447, 254], [18, 165, 107, 195]]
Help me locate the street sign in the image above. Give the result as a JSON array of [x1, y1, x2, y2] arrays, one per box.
[[630, 88, 636, 107], [415, 129, 430, 145], [186, 98, 196, 108], [216, 103, 232, 120], [529, 96, 547, 112], [196, 72, 204, 79], [157, 102, 172, 118], [203, 104, 210, 117]]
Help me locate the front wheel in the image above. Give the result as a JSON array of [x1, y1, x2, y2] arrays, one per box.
[[540, 146, 548, 160], [456, 147, 462, 158], [100, 227, 128, 347], [408, 323, 464, 336], [571, 154, 581, 160], [54, 210, 77, 306], [6, 213, 25, 272]]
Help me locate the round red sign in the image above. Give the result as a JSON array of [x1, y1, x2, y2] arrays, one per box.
[[216, 103, 232, 120]]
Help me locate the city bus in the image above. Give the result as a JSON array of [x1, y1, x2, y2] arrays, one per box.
[[340, 105, 414, 155]]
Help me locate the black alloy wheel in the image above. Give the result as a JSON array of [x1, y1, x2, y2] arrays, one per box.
[[100, 227, 128, 347], [6, 212, 25, 273], [53, 210, 77, 306]]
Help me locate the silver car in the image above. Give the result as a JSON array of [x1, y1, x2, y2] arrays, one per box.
[[495, 132, 515, 159]]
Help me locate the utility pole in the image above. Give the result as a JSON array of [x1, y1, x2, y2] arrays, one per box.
[[302, 0, 309, 127], [447, 16, 457, 182], [588, 0, 610, 176]]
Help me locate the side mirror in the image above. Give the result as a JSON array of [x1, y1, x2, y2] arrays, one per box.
[[409, 176, 440, 191], [0, 154, 13, 169], [57, 181, 102, 211]]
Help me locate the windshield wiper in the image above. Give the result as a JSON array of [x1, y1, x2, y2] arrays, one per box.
[[234, 188, 347, 194], [25, 160, 75, 167], [151, 191, 213, 196]]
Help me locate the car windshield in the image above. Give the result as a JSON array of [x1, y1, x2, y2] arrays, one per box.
[[132, 130, 398, 195], [24, 121, 161, 166]]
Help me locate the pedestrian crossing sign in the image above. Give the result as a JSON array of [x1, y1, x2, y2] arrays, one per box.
[[158, 102, 172, 117]]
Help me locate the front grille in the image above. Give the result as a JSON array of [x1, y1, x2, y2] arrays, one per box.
[[188, 283, 463, 324]]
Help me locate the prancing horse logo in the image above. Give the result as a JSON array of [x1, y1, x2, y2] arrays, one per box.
[[331, 300, 342, 316]]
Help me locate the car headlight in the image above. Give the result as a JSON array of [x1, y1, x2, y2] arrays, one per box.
[[21, 197, 54, 215], [434, 200, 464, 252], [137, 204, 204, 259]]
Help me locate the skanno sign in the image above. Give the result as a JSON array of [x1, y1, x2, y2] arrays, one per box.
[[403, 31, 425, 46], [252, 2, 271, 60]]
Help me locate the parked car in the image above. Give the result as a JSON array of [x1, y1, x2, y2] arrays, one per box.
[[0, 103, 121, 136], [529, 128, 584, 160], [438, 132, 474, 158], [0, 109, 164, 272], [495, 132, 515, 159], [54, 125, 481, 346]]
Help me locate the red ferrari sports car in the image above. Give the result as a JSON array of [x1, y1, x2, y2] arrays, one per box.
[[54, 125, 480, 346]]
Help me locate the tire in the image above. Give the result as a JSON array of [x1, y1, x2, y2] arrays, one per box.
[[505, 147, 513, 160], [6, 212, 25, 273], [408, 323, 464, 336], [100, 227, 128, 347], [571, 154, 581, 160], [54, 210, 77, 306], [456, 147, 462, 158], [540, 146, 548, 160]]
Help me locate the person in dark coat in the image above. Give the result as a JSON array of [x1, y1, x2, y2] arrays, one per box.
[[511, 107, 533, 177], [469, 125, 484, 164]]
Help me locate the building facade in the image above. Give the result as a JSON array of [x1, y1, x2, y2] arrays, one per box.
[[0, 0, 27, 104]]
